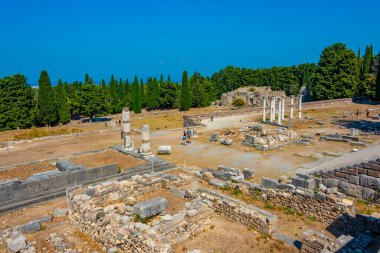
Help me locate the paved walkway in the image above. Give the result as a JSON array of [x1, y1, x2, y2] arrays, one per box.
[[299, 142, 380, 174]]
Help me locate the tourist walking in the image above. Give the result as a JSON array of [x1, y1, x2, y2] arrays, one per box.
[[186, 128, 192, 144], [182, 131, 187, 146]]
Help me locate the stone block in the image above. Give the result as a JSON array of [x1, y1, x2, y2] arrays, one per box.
[[277, 183, 296, 191], [209, 179, 225, 188], [362, 187, 375, 200], [304, 179, 316, 190], [338, 181, 362, 198], [315, 191, 327, 201], [359, 174, 380, 190], [133, 197, 168, 218], [245, 134, 256, 144], [366, 170, 380, 178], [56, 159, 73, 171], [3, 231, 29, 252], [295, 173, 311, 180], [291, 177, 305, 189], [348, 175, 359, 185], [262, 177, 279, 189], [335, 172, 349, 180], [242, 168, 254, 179], [157, 146, 171, 154], [322, 178, 340, 188], [358, 168, 367, 174]]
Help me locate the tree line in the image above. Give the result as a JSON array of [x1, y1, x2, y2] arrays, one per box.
[[1, 42, 379, 131]]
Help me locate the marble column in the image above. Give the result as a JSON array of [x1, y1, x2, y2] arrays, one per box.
[[298, 94, 303, 119], [290, 95, 294, 120], [269, 97, 274, 123], [122, 108, 134, 150], [277, 97, 282, 125], [141, 125, 152, 156], [281, 96, 285, 120], [262, 97, 266, 122]]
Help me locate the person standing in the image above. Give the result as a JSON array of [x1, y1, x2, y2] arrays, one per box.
[[186, 127, 192, 144], [182, 130, 187, 146]]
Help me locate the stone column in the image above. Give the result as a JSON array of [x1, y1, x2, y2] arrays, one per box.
[[122, 108, 134, 150], [298, 94, 303, 119], [262, 97, 266, 122], [269, 97, 274, 123], [141, 125, 152, 156], [277, 97, 282, 125], [281, 96, 285, 120], [290, 95, 294, 120]]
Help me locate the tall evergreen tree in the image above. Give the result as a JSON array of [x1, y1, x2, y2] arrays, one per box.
[[0, 74, 34, 131], [180, 70, 192, 111], [109, 74, 119, 113], [146, 77, 160, 109], [55, 79, 71, 124], [37, 70, 58, 126], [132, 76, 141, 113], [118, 78, 125, 101], [362, 45, 373, 77], [140, 78, 146, 108], [376, 61, 380, 100]]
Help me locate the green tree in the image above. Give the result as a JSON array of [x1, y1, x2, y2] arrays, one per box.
[[232, 98, 245, 108], [37, 70, 58, 126], [376, 59, 380, 100], [180, 70, 192, 111], [310, 43, 359, 100], [109, 74, 119, 113], [0, 74, 34, 131], [147, 77, 160, 109], [132, 75, 141, 113], [140, 78, 147, 108], [159, 80, 178, 109], [55, 79, 71, 124], [78, 84, 108, 118]]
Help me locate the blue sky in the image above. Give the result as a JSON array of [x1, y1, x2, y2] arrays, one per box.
[[0, 0, 379, 85]]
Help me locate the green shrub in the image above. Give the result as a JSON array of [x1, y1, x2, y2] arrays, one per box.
[[232, 98, 245, 108]]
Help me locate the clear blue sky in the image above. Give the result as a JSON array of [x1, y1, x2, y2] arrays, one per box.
[[0, 0, 379, 85]]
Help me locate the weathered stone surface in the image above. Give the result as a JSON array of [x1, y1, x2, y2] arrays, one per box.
[[52, 208, 68, 218], [362, 187, 375, 200], [304, 179, 316, 190], [322, 178, 340, 188], [56, 159, 73, 171], [3, 231, 29, 253], [209, 179, 225, 188], [201, 172, 214, 182], [338, 181, 362, 198], [210, 133, 219, 142], [359, 174, 380, 190], [367, 170, 380, 178], [157, 146, 171, 154], [133, 197, 168, 218], [262, 177, 279, 189], [291, 177, 305, 188], [220, 139, 233, 146], [348, 175, 359, 185], [278, 175, 288, 183], [242, 168, 254, 179], [277, 183, 296, 191]]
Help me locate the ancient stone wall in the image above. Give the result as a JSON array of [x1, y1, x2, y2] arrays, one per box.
[[317, 158, 380, 202], [264, 189, 355, 224], [184, 97, 354, 127], [195, 189, 277, 234], [67, 173, 211, 253]]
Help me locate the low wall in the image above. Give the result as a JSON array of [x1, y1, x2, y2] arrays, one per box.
[[184, 97, 354, 127], [196, 189, 277, 234], [317, 158, 380, 202], [0, 164, 119, 204]]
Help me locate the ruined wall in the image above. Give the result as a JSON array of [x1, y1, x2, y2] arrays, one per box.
[[195, 189, 277, 234], [264, 189, 355, 224], [0, 164, 119, 204], [317, 158, 380, 202], [184, 97, 354, 127], [67, 173, 211, 253]]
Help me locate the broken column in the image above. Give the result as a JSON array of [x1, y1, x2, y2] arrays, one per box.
[[277, 97, 282, 125], [262, 96, 266, 122], [290, 95, 294, 120], [281, 96, 285, 120], [122, 108, 134, 151], [141, 125, 152, 156], [298, 94, 303, 119]]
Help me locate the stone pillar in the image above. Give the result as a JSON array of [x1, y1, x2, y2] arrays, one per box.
[[122, 108, 134, 151], [269, 97, 274, 123], [277, 97, 282, 125], [281, 96, 285, 120], [262, 97, 266, 122], [141, 125, 152, 156], [290, 95, 294, 120], [298, 94, 303, 119]]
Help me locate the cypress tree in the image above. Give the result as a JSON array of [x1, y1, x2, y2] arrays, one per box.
[[376, 62, 380, 100], [37, 70, 58, 126], [55, 78, 71, 124], [362, 45, 373, 77], [109, 74, 119, 113], [140, 78, 146, 108], [85, 73, 90, 84], [132, 75, 141, 113], [118, 78, 125, 102], [180, 70, 192, 111]]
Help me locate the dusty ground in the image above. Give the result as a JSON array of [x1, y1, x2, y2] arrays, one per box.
[[0, 150, 146, 181], [173, 215, 297, 253]]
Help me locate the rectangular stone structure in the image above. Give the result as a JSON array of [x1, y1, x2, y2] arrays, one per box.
[[133, 197, 168, 218], [157, 146, 171, 154]]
